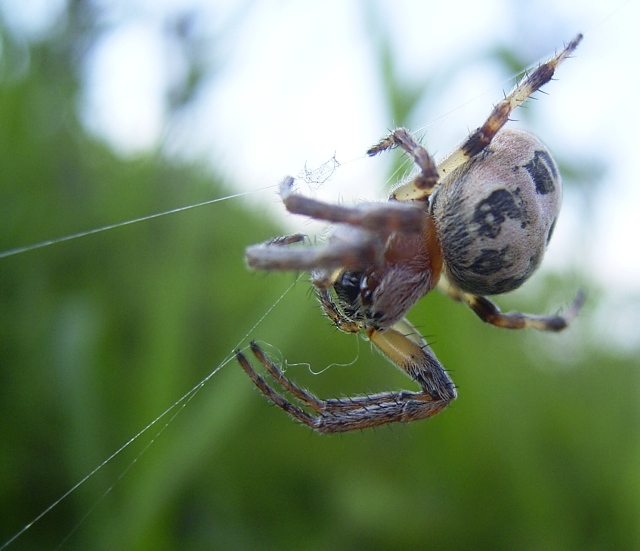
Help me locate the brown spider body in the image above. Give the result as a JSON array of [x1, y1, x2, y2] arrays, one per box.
[[237, 34, 585, 433], [331, 210, 442, 331]]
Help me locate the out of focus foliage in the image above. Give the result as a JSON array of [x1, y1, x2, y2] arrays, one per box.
[[0, 3, 638, 551]]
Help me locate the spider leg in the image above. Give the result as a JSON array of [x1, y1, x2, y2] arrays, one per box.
[[241, 342, 325, 411], [319, 321, 456, 431], [263, 233, 306, 246], [390, 33, 583, 201], [366, 128, 439, 200], [245, 233, 380, 272], [438, 33, 582, 178], [246, 178, 428, 272], [236, 347, 318, 428], [238, 342, 413, 418], [439, 278, 586, 331], [235, 320, 456, 433], [278, 176, 426, 233], [367, 319, 456, 403], [241, 343, 422, 418]]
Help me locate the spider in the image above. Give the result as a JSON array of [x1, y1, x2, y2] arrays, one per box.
[[236, 34, 585, 433]]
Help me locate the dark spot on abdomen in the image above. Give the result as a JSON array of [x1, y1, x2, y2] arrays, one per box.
[[473, 189, 525, 238], [523, 150, 557, 195], [469, 247, 512, 276]]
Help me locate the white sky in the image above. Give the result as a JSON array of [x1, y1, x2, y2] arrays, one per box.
[[2, 0, 639, 340]]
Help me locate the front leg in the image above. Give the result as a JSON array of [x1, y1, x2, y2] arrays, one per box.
[[236, 319, 456, 433], [279, 176, 426, 233], [246, 178, 429, 273], [245, 233, 380, 272], [367, 319, 456, 402], [237, 343, 446, 433]]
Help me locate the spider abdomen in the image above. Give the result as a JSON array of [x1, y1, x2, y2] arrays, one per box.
[[431, 128, 561, 295]]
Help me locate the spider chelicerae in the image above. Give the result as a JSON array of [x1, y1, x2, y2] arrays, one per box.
[[236, 34, 585, 433]]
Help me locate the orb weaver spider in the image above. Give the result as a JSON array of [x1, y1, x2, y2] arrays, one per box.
[[236, 34, 585, 433]]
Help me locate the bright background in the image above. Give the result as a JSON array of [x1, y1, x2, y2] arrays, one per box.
[[1, 1, 639, 550]]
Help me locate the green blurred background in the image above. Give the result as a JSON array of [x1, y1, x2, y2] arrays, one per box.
[[1, 2, 638, 550]]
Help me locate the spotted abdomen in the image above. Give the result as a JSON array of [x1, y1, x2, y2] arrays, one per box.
[[431, 128, 561, 295]]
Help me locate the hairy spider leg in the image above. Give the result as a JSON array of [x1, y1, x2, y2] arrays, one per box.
[[387, 33, 583, 201], [438, 278, 586, 331], [279, 176, 426, 233], [236, 318, 456, 433], [245, 176, 427, 273], [366, 128, 439, 199]]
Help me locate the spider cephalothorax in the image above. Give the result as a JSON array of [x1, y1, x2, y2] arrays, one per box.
[[236, 34, 585, 433]]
